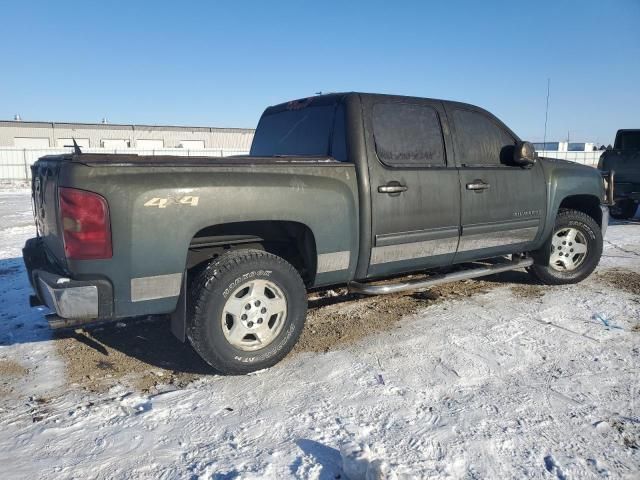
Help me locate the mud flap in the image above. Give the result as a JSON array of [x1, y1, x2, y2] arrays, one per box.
[[170, 271, 187, 342]]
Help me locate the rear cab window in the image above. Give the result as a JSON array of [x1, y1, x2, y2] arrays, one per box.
[[250, 97, 348, 161], [615, 131, 640, 151], [372, 103, 446, 167]]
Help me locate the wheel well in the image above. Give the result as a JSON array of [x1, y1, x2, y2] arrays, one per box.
[[186, 221, 317, 285], [558, 195, 602, 226]]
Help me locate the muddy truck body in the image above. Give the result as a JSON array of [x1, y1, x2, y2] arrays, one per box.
[[23, 93, 609, 373]]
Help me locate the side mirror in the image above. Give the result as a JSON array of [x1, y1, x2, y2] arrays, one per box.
[[513, 141, 537, 167]]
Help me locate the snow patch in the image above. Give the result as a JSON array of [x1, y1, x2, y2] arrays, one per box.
[[0, 189, 639, 478]]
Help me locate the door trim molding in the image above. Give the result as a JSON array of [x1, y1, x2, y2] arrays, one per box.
[[375, 226, 459, 247], [457, 224, 539, 253], [371, 235, 459, 265], [462, 218, 540, 234]]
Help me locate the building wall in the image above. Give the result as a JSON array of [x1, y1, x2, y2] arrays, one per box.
[[532, 141, 598, 152], [536, 150, 601, 167], [0, 121, 255, 150]]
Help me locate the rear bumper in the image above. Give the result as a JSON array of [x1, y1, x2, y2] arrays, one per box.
[[617, 192, 640, 201], [35, 269, 99, 319], [612, 180, 640, 202], [23, 237, 113, 327]]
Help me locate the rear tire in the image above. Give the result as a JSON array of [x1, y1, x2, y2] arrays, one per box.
[[187, 249, 307, 374], [528, 209, 602, 285], [609, 200, 638, 220]]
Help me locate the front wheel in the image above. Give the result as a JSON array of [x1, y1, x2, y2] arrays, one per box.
[[528, 209, 603, 285], [187, 249, 307, 374]]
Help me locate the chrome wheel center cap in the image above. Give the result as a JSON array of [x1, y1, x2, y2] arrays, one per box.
[[220, 279, 287, 351]]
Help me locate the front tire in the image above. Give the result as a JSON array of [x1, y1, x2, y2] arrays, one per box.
[[528, 209, 602, 285], [187, 249, 307, 374]]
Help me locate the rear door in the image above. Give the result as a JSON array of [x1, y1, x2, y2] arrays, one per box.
[[446, 106, 546, 262], [363, 96, 460, 278]]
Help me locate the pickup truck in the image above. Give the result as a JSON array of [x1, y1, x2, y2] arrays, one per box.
[[23, 92, 609, 374], [598, 129, 640, 219]]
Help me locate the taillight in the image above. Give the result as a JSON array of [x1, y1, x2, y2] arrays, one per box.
[[58, 187, 112, 260]]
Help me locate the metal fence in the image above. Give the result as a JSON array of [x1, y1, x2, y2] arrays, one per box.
[[0, 147, 250, 181], [0, 147, 604, 182], [536, 150, 602, 167]]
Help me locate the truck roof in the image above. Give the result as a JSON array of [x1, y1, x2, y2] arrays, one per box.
[[264, 91, 485, 112], [262, 92, 519, 142]]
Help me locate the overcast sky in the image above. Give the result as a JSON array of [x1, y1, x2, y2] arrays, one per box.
[[1, 0, 638, 144]]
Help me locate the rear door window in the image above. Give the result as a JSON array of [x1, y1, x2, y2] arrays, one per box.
[[372, 103, 445, 167], [452, 109, 516, 166]]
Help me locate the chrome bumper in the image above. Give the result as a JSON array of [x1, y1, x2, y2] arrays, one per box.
[[35, 270, 99, 320], [600, 205, 609, 238]]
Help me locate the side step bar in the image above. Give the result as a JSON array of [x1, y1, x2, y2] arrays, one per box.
[[348, 257, 534, 295], [46, 313, 99, 330]]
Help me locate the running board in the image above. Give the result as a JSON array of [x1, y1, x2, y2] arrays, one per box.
[[348, 257, 534, 295], [46, 313, 101, 330]]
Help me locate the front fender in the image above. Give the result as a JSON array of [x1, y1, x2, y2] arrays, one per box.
[[538, 158, 605, 244]]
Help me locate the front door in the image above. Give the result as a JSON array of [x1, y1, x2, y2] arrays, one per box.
[[363, 96, 461, 278], [446, 106, 546, 262]]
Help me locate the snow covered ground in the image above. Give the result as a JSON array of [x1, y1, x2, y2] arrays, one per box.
[[0, 188, 638, 479]]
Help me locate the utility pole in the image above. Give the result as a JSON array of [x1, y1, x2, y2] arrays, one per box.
[[543, 78, 551, 149]]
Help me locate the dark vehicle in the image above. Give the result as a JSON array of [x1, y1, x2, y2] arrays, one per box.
[[599, 129, 640, 219], [23, 93, 609, 374]]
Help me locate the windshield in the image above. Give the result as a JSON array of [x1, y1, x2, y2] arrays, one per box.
[[250, 105, 336, 157]]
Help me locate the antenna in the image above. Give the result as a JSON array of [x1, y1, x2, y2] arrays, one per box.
[[64, 138, 83, 154], [543, 78, 550, 149], [72, 138, 82, 154]]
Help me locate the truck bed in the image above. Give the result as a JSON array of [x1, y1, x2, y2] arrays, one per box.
[[40, 152, 342, 166], [30, 153, 360, 321]]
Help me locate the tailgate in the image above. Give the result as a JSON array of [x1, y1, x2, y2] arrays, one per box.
[[31, 157, 68, 265], [603, 150, 640, 184]]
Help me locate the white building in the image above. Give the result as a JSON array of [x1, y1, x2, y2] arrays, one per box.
[[0, 120, 255, 151], [532, 141, 597, 152]]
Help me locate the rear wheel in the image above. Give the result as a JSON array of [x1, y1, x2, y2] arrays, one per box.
[[187, 249, 307, 374], [528, 209, 602, 285], [609, 199, 638, 220]]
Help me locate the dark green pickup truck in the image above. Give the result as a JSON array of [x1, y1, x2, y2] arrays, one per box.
[[23, 92, 610, 373], [599, 129, 640, 219]]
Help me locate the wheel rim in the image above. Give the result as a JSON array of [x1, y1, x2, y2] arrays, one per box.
[[221, 279, 287, 351], [549, 227, 588, 272]]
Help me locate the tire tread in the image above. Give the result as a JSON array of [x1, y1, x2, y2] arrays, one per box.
[[187, 249, 306, 374], [529, 208, 602, 285]]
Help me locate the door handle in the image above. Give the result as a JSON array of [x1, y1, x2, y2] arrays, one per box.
[[466, 180, 490, 192], [378, 184, 408, 194]]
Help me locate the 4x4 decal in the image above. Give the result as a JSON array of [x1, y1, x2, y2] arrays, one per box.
[[143, 196, 199, 208]]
